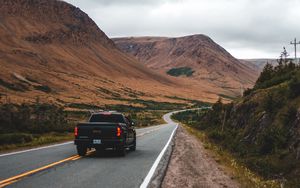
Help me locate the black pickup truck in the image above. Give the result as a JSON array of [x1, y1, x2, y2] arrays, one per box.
[[74, 111, 136, 156]]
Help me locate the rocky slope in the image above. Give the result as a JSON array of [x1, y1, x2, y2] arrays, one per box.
[[0, 0, 220, 106], [114, 35, 260, 96]]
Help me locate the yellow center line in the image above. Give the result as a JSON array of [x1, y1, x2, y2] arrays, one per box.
[[0, 149, 97, 187], [0, 127, 160, 187], [0, 180, 18, 188], [71, 156, 82, 161], [0, 155, 79, 187]]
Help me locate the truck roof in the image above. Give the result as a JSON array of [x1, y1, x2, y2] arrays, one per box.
[[88, 111, 125, 123], [92, 111, 122, 115]]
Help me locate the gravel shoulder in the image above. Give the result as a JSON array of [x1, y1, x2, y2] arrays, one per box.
[[161, 125, 240, 188]]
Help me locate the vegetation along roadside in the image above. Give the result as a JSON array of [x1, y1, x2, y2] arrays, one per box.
[[172, 59, 300, 188], [0, 96, 207, 152]]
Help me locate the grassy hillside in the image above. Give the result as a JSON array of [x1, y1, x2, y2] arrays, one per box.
[[0, 0, 220, 106], [173, 60, 300, 187]]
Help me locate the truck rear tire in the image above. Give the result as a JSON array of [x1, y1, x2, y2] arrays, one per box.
[[129, 139, 136, 151], [77, 145, 87, 156]]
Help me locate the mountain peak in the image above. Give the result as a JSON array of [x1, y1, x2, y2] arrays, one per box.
[[3, 0, 207, 104], [113, 35, 259, 96], [0, 0, 115, 47]]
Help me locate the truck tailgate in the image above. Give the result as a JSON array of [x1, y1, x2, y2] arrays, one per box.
[[77, 122, 118, 139]]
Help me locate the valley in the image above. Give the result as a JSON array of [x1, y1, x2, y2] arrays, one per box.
[[1, 0, 296, 188]]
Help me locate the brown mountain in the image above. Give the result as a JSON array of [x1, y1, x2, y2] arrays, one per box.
[[0, 0, 221, 106], [113, 35, 260, 96]]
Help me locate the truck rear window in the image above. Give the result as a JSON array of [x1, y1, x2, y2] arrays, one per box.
[[89, 114, 125, 123]]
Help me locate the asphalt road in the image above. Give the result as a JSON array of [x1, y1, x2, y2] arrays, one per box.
[[0, 112, 178, 188]]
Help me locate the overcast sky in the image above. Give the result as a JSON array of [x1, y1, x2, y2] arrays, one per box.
[[66, 0, 300, 59]]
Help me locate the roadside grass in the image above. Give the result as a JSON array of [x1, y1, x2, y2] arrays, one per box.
[[165, 96, 212, 108], [171, 108, 282, 188], [67, 103, 101, 109], [126, 110, 167, 127], [0, 90, 211, 152], [0, 110, 167, 153], [0, 132, 73, 152], [179, 123, 281, 188], [0, 78, 29, 92], [0, 97, 199, 152], [168, 61, 300, 187]]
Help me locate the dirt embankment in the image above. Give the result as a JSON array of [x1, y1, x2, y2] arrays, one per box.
[[162, 126, 240, 188]]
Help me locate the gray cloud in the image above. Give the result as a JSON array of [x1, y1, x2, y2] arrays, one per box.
[[66, 0, 300, 59]]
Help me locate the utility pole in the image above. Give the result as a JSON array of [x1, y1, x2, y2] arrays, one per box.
[[290, 38, 300, 61], [240, 84, 244, 97]]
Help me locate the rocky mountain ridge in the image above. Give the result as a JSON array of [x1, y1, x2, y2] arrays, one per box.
[[114, 35, 260, 96]]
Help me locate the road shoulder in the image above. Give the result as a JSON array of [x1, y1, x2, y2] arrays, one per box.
[[161, 125, 240, 188]]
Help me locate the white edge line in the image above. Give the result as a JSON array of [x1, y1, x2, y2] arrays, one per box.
[[140, 108, 201, 188], [140, 123, 178, 188], [0, 141, 73, 157]]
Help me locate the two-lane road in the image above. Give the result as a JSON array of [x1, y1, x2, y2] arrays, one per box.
[[0, 111, 178, 188]]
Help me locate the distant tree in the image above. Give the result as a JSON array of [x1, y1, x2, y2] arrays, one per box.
[[281, 105, 297, 125], [289, 76, 300, 98], [263, 93, 275, 113], [279, 46, 289, 61], [287, 60, 296, 71], [212, 97, 223, 113], [256, 63, 274, 85], [243, 88, 253, 96]]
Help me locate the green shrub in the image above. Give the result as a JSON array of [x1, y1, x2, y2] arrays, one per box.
[[0, 79, 29, 91], [166, 67, 195, 77], [172, 60, 300, 185], [208, 130, 226, 142], [259, 133, 276, 155], [280, 105, 297, 125], [261, 93, 283, 114], [254, 61, 299, 90], [0, 102, 69, 134], [0, 133, 33, 145], [68, 103, 101, 109], [212, 98, 223, 113], [288, 76, 300, 98], [243, 88, 253, 96], [34, 85, 52, 93], [256, 63, 274, 85]]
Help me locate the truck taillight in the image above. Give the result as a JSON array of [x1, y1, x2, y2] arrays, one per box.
[[74, 127, 78, 137], [117, 127, 121, 137]]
